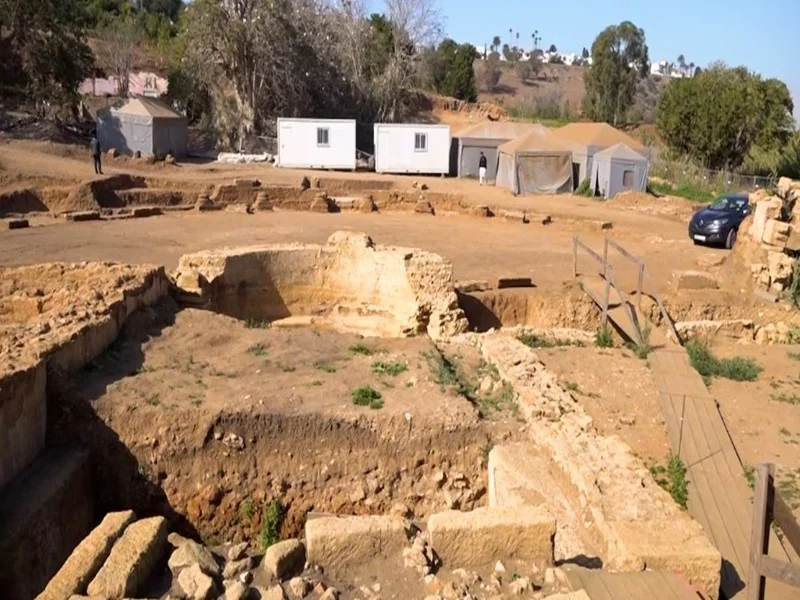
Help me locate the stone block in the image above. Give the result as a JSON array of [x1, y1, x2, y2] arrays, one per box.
[[767, 251, 794, 284], [496, 277, 533, 289], [762, 218, 791, 248], [357, 195, 377, 213], [86, 516, 167, 598], [225, 203, 251, 214], [65, 211, 100, 222], [673, 270, 719, 291], [5, 218, 29, 230], [784, 226, 800, 251], [543, 592, 591, 600], [470, 205, 491, 218], [305, 516, 408, 574], [309, 197, 331, 213], [414, 200, 434, 214], [748, 199, 782, 240], [262, 539, 305, 580], [168, 537, 220, 578], [427, 506, 555, 568], [36, 510, 135, 600], [177, 563, 215, 600], [455, 280, 491, 293], [130, 206, 161, 218], [502, 210, 528, 224], [613, 519, 721, 600], [777, 177, 794, 199]]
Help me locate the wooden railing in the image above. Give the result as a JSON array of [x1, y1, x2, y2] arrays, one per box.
[[748, 463, 800, 598], [572, 236, 681, 345]]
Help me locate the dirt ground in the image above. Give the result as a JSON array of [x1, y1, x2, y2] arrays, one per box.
[[710, 343, 800, 515], [535, 346, 671, 464]]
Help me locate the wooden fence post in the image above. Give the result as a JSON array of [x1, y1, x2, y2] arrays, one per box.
[[748, 463, 774, 600], [573, 237, 578, 279], [637, 263, 645, 311], [603, 236, 609, 278]]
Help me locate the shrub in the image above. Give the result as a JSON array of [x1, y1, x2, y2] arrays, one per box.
[[595, 325, 614, 348], [649, 454, 689, 510], [352, 386, 384, 409], [371, 361, 408, 376], [260, 500, 283, 550], [788, 259, 800, 308], [314, 361, 337, 373], [633, 324, 653, 359], [245, 318, 270, 329], [686, 339, 762, 382], [575, 178, 593, 197]]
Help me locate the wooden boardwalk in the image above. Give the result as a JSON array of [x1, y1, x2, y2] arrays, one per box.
[[563, 565, 704, 599], [650, 348, 795, 599]]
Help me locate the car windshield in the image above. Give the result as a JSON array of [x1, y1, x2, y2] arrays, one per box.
[[709, 196, 748, 212]]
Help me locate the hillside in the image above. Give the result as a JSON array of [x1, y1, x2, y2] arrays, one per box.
[[475, 61, 588, 115]]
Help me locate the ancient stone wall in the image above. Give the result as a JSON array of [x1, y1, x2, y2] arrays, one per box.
[[173, 231, 468, 340]]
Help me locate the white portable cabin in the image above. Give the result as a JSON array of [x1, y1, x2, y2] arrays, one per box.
[[277, 118, 356, 170], [374, 124, 451, 174]]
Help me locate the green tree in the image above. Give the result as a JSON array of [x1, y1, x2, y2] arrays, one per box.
[[583, 21, 649, 125], [656, 65, 795, 170], [0, 0, 94, 107], [429, 39, 477, 102]]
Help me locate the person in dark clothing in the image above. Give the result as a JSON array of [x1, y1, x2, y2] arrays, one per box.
[[90, 133, 102, 175], [478, 151, 487, 185]]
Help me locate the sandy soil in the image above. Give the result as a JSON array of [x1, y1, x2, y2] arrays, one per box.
[[535, 346, 671, 464], [709, 343, 800, 516]]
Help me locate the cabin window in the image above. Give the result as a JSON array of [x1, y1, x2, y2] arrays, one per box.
[[316, 128, 330, 147], [622, 169, 634, 188], [414, 132, 428, 152]]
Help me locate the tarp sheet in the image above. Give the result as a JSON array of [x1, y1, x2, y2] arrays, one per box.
[[517, 153, 574, 194]]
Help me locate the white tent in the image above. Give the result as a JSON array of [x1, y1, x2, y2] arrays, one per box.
[[455, 122, 549, 180], [589, 143, 649, 199], [96, 97, 187, 157]]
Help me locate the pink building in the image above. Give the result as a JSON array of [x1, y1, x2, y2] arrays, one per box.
[[79, 72, 168, 97]]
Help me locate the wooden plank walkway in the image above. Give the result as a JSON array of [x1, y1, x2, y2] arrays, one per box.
[[563, 566, 704, 599], [650, 347, 796, 600]]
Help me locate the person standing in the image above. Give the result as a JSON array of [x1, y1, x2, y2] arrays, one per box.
[[90, 132, 103, 175], [478, 151, 487, 185]]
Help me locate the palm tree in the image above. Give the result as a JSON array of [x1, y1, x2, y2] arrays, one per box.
[[534, 30, 539, 50], [492, 36, 501, 53], [531, 33, 535, 52], [677, 54, 686, 76]]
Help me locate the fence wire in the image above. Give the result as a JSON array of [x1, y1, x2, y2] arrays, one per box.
[[648, 155, 775, 192]]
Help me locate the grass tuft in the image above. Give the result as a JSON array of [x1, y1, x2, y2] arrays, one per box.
[[371, 360, 408, 377], [686, 339, 762, 382], [771, 393, 800, 405], [349, 343, 374, 356], [352, 386, 384, 409], [595, 325, 614, 348], [260, 500, 283, 551], [650, 454, 689, 509], [788, 352, 800, 361], [248, 343, 268, 356], [314, 361, 337, 374], [245, 318, 271, 329]]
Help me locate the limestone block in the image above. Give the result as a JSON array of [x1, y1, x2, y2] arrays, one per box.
[[749, 189, 768, 205], [305, 516, 408, 574], [470, 205, 491, 217], [613, 520, 721, 600], [455, 280, 490, 293], [86, 516, 167, 599], [748, 199, 782, 240], [777, 176, 794, 199], [786, 227, 800, 252], [65, 211, 101, 222], [225, 203, 251, 214], [168, 537, 220, 577], [414, 199, 434, 214], [254, 192, 273, 212], [196, 194, 214, 211], [768, 251, 794, 284], [673, 270, 720, 291], [357, 195, 377, 213], [130, 206, 161, 218], [495, 277, 533, 289], [225, 581, 248, 600], [177, 563, 215, 600], [309, 196, 331, 213], [427, 506, 555, 568], [36, 510, 136, 600], [5, 218, 29, 230], [762, 218, 791, 248], [543, 592, 591, 600], [262, 539, 305, 580], [502, 210, 528, 224]]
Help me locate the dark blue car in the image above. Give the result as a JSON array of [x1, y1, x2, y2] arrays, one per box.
[[688, 193, 751, 249]]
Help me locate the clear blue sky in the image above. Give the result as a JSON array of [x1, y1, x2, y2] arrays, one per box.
[[376, 0, 800, 117]]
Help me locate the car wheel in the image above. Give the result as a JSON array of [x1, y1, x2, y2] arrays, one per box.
[[725, 228, 738, 249]]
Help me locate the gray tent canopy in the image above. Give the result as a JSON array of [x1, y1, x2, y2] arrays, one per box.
[[96, 97, 187, 158], [455, 122, 548, 181], [495, 132, 576, 195], [589, 143, 649, 199]]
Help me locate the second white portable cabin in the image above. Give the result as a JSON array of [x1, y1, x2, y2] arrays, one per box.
[[374, 123, 450, 174], [277, 118, 356, 170]]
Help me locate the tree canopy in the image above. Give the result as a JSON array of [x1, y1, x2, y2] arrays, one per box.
[[583, 21, 649, 125], [428, 39, 477, 102], [656, 65, 795, 170]]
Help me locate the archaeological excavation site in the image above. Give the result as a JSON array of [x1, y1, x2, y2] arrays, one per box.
[[2, 144, 800, 600]]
